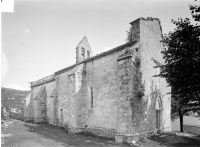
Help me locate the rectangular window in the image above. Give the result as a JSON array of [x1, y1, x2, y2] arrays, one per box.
[[91, 87, 93, 108]]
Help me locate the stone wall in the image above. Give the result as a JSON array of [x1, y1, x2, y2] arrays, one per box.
[[78, 127, 117, 139], [24, 93, 33, 121], [79, 50, 123, 131], [56, 48, 127, 133], [115, 18, 171, 143], [48, 88, 57, 125], [117, 49, 135, 135], [34, 86, 47, 123], [31, 80, 55, 123], [139, 18, 171, 133], [56, 66, 78, 130]]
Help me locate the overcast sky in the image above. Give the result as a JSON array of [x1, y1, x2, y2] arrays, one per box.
[[1, 0, 198, 91]]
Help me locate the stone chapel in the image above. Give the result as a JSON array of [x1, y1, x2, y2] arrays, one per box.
[[24, 17, 171, 143]]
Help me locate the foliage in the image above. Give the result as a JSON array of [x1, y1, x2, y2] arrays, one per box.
[[1, 87, 30, 120], [155, 2, 200, 131], [126, 27, 133, 42]]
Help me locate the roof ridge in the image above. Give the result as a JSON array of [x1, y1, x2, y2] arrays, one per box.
[[75, 36, 87, 49]]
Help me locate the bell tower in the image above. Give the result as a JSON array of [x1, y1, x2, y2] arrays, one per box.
[[76, 36, 92, 63]]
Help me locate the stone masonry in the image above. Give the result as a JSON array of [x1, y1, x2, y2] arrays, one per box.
[[24, 17, 171, 144]]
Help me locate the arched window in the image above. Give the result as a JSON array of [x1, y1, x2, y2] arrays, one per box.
[[81, 48, 85, 58], [155, 96, 163, 110], [91, 87, 93, 108]]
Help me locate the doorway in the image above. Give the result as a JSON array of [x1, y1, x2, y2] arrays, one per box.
[[155, 96, 163, 133], [156, 110, 161, 133], [49, 96, 54, 124], [60, 109, 63, 127]]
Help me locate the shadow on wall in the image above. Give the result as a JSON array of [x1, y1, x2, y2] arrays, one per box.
[[23, 122, 129, 147]]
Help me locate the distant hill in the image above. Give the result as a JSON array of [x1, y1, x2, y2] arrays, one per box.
[[1, 87, 30, 120]]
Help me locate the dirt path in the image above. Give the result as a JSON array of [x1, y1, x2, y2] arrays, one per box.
[[2, 119, 200, 147], [1, 119, 131, 147]]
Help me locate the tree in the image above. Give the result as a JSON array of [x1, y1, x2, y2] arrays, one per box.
[[156, 2, 200, 132]]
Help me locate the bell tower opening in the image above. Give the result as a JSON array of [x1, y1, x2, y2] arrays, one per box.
[[76, 36, 92, 63]]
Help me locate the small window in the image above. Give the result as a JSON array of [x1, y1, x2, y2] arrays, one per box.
[[87, 51, 90, 58], [81, 48, 85, 58], [91, 87, 93, 108], [69, 74, 75, 82]]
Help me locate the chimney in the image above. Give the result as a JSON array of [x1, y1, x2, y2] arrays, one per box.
[[129, 18, 140, 42]]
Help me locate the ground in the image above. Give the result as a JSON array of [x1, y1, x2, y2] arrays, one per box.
[[137, 132, 200, 147], [1, 119, 130, 147], [1, 119, 200, 147]]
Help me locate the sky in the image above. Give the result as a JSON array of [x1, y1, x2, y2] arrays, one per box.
[[1, 0, 199, 91]]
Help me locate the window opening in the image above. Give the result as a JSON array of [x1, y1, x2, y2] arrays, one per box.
[[81, 48, 85, 58], [91, 87, 93, 108], [87, 51, 90, 58], [69, 74, 75, 82]]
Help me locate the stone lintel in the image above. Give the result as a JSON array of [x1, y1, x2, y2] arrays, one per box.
[[117, 54, 132, 61]]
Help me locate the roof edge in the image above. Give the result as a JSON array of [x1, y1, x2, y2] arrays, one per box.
[[130, 17, 160, 25], [55, 41, 136, 75], [31, 75, 55, 87], [30, 41, 137, 84]]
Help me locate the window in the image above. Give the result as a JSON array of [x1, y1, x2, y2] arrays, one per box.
[[69, 74, 75, 82], [91, 87, 93, 108], [87, 51, 90, 58], [60, 109, 63, 126], [81, 48, 85, 58]]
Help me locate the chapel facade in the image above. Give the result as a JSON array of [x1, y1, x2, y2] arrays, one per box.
[[24, 17, 171, 143]]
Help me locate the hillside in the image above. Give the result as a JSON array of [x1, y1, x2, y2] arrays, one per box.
[[1, 87, 30, 120]]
